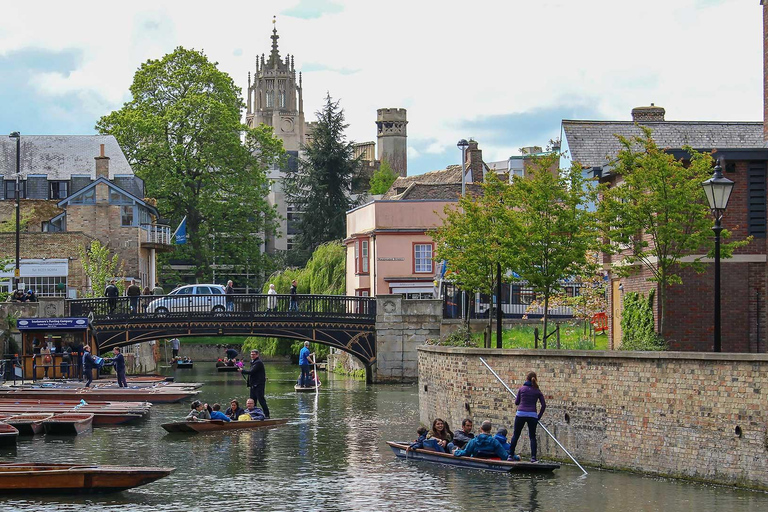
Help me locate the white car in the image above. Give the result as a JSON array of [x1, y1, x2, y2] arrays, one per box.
[[146, 284, 227, 314]]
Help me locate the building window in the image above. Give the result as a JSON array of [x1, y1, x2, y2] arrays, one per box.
[[354, 241, 359, 274], [748, 163, 767, 238], [121, 205, 135, 226], [110, 189, 132, 204], [49, 181, 68, 199], [19, 276, 67, 297], [279, 90, 286, 108], [413, 243, 434, 273], [361, 239, 369, 274], [355, 288, 370, 297], [42, 215, 66, 232], [4, 180, 26, 200], [266, 91, 274, 108], [70, 187, 95, 204]]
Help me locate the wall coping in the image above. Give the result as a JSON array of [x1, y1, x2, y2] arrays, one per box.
[[417, 345, 768, 362]]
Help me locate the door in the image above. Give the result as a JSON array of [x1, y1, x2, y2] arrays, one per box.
[[611, 279, 622, 349]]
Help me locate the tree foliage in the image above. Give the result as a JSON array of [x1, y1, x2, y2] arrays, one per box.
[[284, 94, 362, 266], [597, 127, 750, 335], [620, 290, 666, 351], [369, 159, 398, 195], [96, 47, 283, 281], [77, 240, 125, 298], [506, 154, 598, 346]]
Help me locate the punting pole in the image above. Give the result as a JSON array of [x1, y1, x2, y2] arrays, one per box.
[[479, 357, 588, 475], [313, 353, 318, 396]]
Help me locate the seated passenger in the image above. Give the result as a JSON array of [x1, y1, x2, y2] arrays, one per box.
[[494, 428, 511, 452], [225, 399, 245, 421], [407, 426, 429, 451], [453, 420, 508, 459], [426, 418, 453, 453], [243, 398, 265, 421], [448, 418, 475, 451], [309, 370, 321, 387], [209, 403, 230, 422], [186, 400, 211, 421]]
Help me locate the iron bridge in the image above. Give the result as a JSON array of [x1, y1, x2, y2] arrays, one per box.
[[68, 294, 377, 366]]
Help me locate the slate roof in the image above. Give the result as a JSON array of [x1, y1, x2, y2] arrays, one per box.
[[0, 135, 135, 180], [562, 120, 765, 169], [390, 182, 484, 200]]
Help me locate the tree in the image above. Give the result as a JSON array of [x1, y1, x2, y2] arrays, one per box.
[[96, 47, 283, 281], [597, 127, 749, 336], [369, 160, 398, 195], [432, 173, 510, 341], [506, 154, 598, 347], [284, 94, 362, 266], [77, 240, 125, 298]]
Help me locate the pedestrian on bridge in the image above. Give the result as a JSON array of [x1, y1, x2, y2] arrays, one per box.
[[266, 284, 278, 313], [126, 279, 141, 314], [152, 282, 164, 295], [105, 279, 119, 315], [225, 280, 235, 312], [113, 346, 127, 387], [239, 349, 270, 419], [289, 280, 299, 312]]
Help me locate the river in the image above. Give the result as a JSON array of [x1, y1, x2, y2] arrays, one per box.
[[1, 362, 767, 511]]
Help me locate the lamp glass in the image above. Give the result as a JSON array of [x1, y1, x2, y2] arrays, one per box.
[[702, 176, 734, 211]]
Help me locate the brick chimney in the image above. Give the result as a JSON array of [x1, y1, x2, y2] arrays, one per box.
[[764, 1, 768, 140], [631, 104, 665, 123], [95, 143, 110, 179], [466, 139, 484, 183]]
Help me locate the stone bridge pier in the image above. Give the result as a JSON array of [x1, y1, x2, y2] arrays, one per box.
[[373, 295, 442, 383]]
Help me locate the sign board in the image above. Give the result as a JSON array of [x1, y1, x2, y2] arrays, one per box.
[[14, 268, 19, 277], [17, 318, 89, 330], [0, 259, 68, 278], [377, 257, 405, 262]]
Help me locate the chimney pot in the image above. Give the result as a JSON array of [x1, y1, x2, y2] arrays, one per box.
[[99, 144, 105, 157]]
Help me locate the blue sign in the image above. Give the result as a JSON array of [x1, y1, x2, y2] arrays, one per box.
[[17, 318, 89, 330]]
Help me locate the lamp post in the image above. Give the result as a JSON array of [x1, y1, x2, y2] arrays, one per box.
[[8, 132, 20, 292], [701, 162, 734, 352], [457, 139, 469, 322]]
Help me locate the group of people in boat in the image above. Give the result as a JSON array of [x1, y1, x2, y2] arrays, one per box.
[[186, 398, 266, 422], [408, 371, 546, 462], [217, 347, 243, 367]]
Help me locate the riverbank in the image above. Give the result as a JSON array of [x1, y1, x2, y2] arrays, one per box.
[[418, 346, 768, 491]]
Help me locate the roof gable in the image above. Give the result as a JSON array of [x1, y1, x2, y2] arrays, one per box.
[[58, 177, 158, 215]]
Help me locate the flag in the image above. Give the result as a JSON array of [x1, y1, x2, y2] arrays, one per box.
[[173, 216, 187, 245]]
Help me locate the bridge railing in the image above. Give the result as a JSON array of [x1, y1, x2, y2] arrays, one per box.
[[68, 294, 377, 322]]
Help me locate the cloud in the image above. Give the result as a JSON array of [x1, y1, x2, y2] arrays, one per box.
[[302, 62, 359, 75], [281, 0, 343, 19]]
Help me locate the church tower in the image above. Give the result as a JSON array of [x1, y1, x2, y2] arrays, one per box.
[[246, 18, 305, 152]]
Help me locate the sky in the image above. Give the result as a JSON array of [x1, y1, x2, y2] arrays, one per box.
[[0, 0, 763, 176]]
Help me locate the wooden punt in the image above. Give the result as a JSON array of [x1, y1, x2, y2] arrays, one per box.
[[5, 413, 53, 436], [175, 361, 193, 369], [216, 364, 239, 372], [294, 384, 319, 392], [42, 413, 94, 436], [0, 463, 173, 494], [386, 442, 560, 473], [161, 417, 289, 433], [0, 388, 198, 404], [0, 424, 19, 446]]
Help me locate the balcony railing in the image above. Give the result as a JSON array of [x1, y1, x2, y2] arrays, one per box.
[[141, 224, 172, 246]]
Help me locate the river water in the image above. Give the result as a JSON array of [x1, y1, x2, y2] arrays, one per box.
[[1, 362, 767, 512]]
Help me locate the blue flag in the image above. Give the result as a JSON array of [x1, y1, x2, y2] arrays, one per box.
[[174, 216, 187, 245]]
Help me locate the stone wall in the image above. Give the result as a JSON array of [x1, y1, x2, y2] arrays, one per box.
[[375, 296, 441, 382], [418, 346, 768, 490]]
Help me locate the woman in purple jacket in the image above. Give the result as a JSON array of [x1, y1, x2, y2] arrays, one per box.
[[508, 371, 546, 463]]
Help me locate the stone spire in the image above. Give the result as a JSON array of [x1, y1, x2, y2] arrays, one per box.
[[268, 16, 280, 68]]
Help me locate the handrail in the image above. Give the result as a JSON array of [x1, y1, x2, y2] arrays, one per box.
[[140, 223, 172, 245]]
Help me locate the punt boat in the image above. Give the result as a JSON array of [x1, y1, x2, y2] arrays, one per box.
[[294, 385, 319, 392], [386, 442, 560, 473], [216, 364, 239, 372], [0, 463, 173, 494], [161, 417, 289, 433], [5, 414, 53, 436], [42, 413, 94, 435], [175, 361, 193, 369], [0, 424, 19, 446]]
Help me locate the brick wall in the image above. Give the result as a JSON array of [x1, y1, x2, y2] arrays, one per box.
[[418, 346, 768, 490]]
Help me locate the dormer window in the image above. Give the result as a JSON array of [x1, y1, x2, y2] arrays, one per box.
[[49, 181, 68, 199], [4, 180, 25, 200]]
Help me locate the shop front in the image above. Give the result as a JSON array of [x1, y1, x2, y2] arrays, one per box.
[[17, 317, 89, 380]]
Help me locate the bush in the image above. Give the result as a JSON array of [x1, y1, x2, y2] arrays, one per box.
[[620, 290, 667, 351], [427, 325, 477, 347]]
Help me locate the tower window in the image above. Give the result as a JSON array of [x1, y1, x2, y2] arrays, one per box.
[[279, 90, 286, 108], [266, 91, 274, 108]]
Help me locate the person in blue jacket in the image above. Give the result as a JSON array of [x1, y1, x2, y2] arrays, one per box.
[[82, 345, 96, 387], [209, 403, 231, 422], [453, 420, 508, 459], [298, 341, 314, 388], [407, 426, 428, 451], [494, 428, 511, 452], [112, 347, 127, 387]]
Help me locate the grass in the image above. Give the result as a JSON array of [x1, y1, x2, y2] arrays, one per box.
[[471, 322, 609, 350]]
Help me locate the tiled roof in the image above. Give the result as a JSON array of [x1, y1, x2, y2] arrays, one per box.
[[0, 135, 135, 180], [562, 120, 765, 169], [382, 165, 463, 199], [393, 182, 484, 200]]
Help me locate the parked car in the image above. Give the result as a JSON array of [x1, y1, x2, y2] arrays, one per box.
[[146, 284, 227, 314]]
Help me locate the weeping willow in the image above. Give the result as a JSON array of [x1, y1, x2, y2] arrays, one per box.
[[243, 242, 346, 358]]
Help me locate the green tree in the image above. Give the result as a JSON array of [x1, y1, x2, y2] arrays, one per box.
[[96, 47, 283, 281], [284, 94, 362, 266], [77, 240, 125, 297], [506, 154, 598, 347], [369, 159, 398, 195], [597, 127, 750, 336], [432, 173, 510, 340]]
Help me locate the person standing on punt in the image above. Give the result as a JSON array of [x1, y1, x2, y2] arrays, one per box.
[[508, 371, 546, 463], [82, 345, 97, 387], [113, 346, 127, 388], [239, 349, 270, 419], [170, 338, 180, 359], [298, 341, 314, 388]]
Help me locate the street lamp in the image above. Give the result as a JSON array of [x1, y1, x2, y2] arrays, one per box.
[[457, 139, 469, 322], [8, 132, 21, 292], [701, 162, 734, 352]]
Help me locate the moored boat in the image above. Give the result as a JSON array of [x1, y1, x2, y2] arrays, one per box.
[[5, 413, 53, 436], [216, 364, 239, 372], [42, 413, 94, 436], [161, 417, 289, 433], [0, 463, 173, 494], [175, 361, 193, 369], [0, 424, 19, 446], [386, 442, 560, 473], [294, 385, 319, 392], [0, 388, 198, 404]]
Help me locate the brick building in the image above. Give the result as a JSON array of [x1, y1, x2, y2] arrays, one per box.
[[561, 106, 767, 352], [0, 135, 171, 297]]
